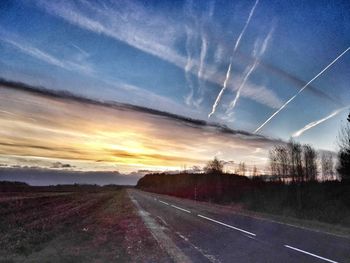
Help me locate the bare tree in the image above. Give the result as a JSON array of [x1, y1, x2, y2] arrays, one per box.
[[288, 140, 303, 182], [238, 162, 246, 176], [252, 166, 258, 177], [321, 152, 335, 180], [303, 144, 318, 181], [204, 157, 224, 174], [337, 112, 350, 181], [269, 145, 289, 181], [269, 148, 278, 178]]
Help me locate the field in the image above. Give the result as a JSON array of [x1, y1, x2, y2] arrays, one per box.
[[0, 185, 169, 263]]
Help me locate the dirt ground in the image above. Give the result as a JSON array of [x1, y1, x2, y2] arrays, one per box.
[[0, 187, 170, 263]]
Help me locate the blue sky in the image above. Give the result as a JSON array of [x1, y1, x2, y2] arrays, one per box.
[[0, 0, 349, 152]]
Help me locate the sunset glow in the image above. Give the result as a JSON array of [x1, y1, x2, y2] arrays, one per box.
[[0, 82, 277, 173]]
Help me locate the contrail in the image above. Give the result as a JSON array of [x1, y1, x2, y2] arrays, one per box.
[[198, 32, 208, 92], [208, 63, 232, 118], [233, 0, 259, 53], [292, 106, 349, 137], [208, 0, 259, 118], [254, 47, 350, 134], [184, 26, 195, 106], [227, 27, 273, 112]]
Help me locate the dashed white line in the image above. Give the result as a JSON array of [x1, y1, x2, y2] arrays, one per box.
[[171, 204, 191, 213], [284, 245, 338, 263], [159, 200, 169, 205], [157, 216, 168, 226], [197, 214, 256, 236]]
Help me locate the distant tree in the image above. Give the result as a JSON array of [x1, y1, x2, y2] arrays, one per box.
[[204, 157, 224, 174], [337, 112, 350, 181], [288, 139, 304, 182], [252, 166, 258, 177], [303, 144, 318, 181], [321, 152, 335, 180], [269, 149, 278, 178], [238, 162, 246, 176], [269, 140, 320, 183]]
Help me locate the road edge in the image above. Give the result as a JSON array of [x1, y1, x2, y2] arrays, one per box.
[[127, 190, 192, 263]]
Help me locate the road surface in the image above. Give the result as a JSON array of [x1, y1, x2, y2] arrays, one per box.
[[128, 189, 350, 263]]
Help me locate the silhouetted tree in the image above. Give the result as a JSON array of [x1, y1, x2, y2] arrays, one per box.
[[321, 152, 335, 180], [204, 157, 224, 174], [337, 112, 350, 181], [288, 139, 304, 182], [269, 144, 291, 181], [269, 140, 321, 182], [238, 162, 246, 176], [303, 144, 318, 181], [252, 166, 258, 177]]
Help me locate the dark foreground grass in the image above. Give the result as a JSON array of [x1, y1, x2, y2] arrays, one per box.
[[0, 187, 169, 263]]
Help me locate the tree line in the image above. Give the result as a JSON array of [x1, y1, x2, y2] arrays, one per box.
[[269, 112, 350, 182]]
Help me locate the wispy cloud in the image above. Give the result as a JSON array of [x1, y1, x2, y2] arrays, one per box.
[[292, 106, 349, 137], [226, 26, 274, 113], [35, 0, 284, 111], [37, 0, 186, 68], [0, 28, 194, 117], [33, 0, 341, 114], [233, 0, 260, 53], [254, 47, 350, 134], [0, 79, 280, 172], [0, 31, 93, 75], [208, 0, 260, 118], [184, 26, 195, 106]]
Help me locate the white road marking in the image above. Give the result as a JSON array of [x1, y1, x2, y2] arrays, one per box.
[[157, 216, 168, 226], [197, 214, 256, 236], [159, 200, 169, 205], [244, 234, 257, 240], [171, 204, 191, 213], [176, 232, 221, 263], [284, 245, 338, 263]]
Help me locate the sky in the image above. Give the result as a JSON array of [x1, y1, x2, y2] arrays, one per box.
[[0, 0, 349, 177]]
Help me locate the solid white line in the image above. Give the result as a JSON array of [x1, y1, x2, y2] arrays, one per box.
[[198, 214, 256, 236], [171, 204, 191, 213], [159, 200, 169, 205], [284, 245, 338, 263]]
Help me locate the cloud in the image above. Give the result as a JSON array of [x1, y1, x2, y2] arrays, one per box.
[[36, 0, 186, 68], [292, 106, 349, 137], [254, 47, 350, 134], [51, 161, 74, 169], [0, 79, 282, 172], [35, 0, 284, 111], [0, 30, 94, 75], [33, 0, 342, 113], [0, 28, 195, 118], [226, 26, 274, 113]]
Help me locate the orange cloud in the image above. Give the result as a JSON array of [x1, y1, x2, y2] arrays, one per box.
[[0, 80, 279, 173]]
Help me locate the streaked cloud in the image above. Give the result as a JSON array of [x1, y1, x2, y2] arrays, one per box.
[[226, 26, 274, 114], [0, 30, 94, 75], [254, 47, 350, 134], [292, 106, 349, 138], [0, 79, 280, 172], [35, 0, 284, 110]]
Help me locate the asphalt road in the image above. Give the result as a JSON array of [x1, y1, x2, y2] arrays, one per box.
[[128, 189, 350, 263]]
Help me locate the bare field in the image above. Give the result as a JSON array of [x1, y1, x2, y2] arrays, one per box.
[[0, 187, 169, 263]]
